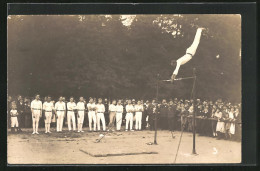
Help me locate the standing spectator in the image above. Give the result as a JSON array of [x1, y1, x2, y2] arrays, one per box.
[[16, 97, 24, 131], [168, 99, 176, 132], [215, 108, 225, 139], [24, 98, 32, 128], [104, 98, 109, 125], [10, 103, 19, 133], [7, 96, 12, 129], [159, 99, 168, 130]]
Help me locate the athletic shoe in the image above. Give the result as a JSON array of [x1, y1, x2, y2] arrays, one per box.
[[48, 131, 52, 133], [32, 132, 35, 134], [125, 130, 128, 132], [36, 132, 39, 134], [77, 130, 80, 132], [45, 132, 48, 134]]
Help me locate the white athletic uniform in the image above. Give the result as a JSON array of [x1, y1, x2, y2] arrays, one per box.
[[77, 102, 85, 124], [135, 105, 144, 130], [67, 102, 77, 131], [55, 101, 66, 132], [116, 104, 124, 131], [173, 28, 203, 76], [125, 104, 134, 130], [87, 103, 96, 131], [10, 109, 19, 127], [96, 103, 106, 131], [31, 100, 42, 122], [43, 102, 54, 124]]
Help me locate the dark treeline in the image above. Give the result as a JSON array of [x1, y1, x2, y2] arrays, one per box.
[[8, 15, 241, 102]]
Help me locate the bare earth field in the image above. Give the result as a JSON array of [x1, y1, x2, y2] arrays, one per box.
[[7, 127, 241, 164]]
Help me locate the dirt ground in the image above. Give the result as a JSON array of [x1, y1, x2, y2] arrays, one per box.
[[7, 127, 241, 164]]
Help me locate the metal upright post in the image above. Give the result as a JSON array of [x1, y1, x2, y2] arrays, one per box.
[[154, 73, 159, 145], [192, 68, 197, 155]]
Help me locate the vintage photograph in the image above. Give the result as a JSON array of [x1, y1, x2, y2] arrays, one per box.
[[7, 14, 241, 164]]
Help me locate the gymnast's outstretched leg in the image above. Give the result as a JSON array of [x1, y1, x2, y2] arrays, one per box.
[[171, 28, 204, 82]]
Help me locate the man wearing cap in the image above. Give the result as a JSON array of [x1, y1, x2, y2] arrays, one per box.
[[108, 100, 117, 131], [30, 94, 42, 134], [43, 96, 54, 133], [67, 97, 77, 132], [96, 98, 106, 131], [87, 98, 97, 131], [55, 96, 66, 132], [125, 99, 135, 131], [77, 97, 85, 132], [115, 100, 124, 131]]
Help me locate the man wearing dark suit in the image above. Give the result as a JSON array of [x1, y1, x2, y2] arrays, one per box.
[[168, 99, 177, 132]]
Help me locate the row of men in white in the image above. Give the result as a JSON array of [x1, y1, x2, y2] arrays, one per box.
[[30, 95, 144, 134]]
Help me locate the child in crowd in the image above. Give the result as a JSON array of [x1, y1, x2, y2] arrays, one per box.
[[10, 103, 20, 133]]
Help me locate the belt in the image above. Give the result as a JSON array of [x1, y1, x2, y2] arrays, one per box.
[[187, 53, 193, 56], [56, 110, 65, 111], [45, 110, 52, 112], [32, 108, 41, 110], [68, 110, 74, 111], [110, 111, 116, 112], [97, 112, 104, 113]]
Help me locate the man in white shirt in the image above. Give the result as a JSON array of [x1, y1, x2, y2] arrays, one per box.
[[125, 99, 135, 131], [30, 94, 42, 134], [108, 100, 117, 131], [87, 98, 96, 131], [67, 97, 77, 132], [116, 100, 124, 131], [77, 97, 85, 132], [43, 96, 54, 133], [171, 28, 205, 82], [135, 100, 144, 130], [96, 98, 106, 131], [55, 96, 66, 132]]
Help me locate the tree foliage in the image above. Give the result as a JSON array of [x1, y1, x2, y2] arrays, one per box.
[[7, 14, 241, 102]]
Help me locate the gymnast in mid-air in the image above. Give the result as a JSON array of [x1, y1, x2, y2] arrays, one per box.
[[171, 27, 205, 82]]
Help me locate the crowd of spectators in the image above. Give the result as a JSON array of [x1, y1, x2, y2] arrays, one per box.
[[7, 95, 241, 141]]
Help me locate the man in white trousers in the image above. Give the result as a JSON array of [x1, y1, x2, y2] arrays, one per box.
[[87, 98, 97, 131], [135, 100, 144, 131], [77, 97, 85, 132], [171, 28, 205, 81], [31, 94, 42, 134], [43, 96, 54, 133], [116, 100, 124, 131], [96, 98, 106, 131], [55, 97, 66, 132], [125, 99, 135, 131], [67, 97, 77, 132]]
